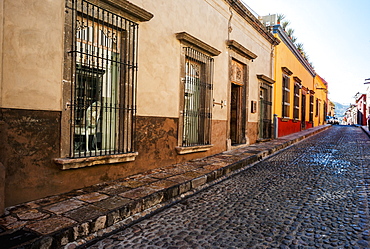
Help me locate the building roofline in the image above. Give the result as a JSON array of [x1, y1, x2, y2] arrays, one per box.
[[273, 25, 315, 77], [226, 0, 279, 46]]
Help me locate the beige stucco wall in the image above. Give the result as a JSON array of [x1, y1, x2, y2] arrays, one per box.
[[132, 0, 273, 122], [0, 0, 3, 107], [1, 0, 64, 111]]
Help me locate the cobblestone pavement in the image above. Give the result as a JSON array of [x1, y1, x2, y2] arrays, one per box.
[[86, 126, 370, 249]]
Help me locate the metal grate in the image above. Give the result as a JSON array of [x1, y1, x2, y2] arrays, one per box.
[[259, 83, 272, 139], [282, 75, 290, 118], [293, 84, 300, 120], [309, 95, 314, 122], [182, 47, 213, 147], [69, 0, 138, 158]]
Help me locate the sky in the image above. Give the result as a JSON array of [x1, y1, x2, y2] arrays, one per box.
[[241, 0, 370, 105]]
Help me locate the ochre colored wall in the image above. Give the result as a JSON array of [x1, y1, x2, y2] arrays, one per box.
[[273, 28, 319, 137], [313, 75, 328, 126]]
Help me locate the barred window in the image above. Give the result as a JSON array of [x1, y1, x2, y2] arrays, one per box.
[[293, 84, 300, 120], [182, 47, 213, 147], [315, 98, 319, 117], [309, 95, 314, 122], [282, 75, 290, 118], [69, 0, 138, 158]]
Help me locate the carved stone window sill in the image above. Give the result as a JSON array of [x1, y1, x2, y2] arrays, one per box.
[[175, 145, 213, 155], [54, 152, 138, 170]]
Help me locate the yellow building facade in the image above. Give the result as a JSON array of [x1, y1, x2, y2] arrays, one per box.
[[271, 25, 327, 136], [313, 75, 329, 126]]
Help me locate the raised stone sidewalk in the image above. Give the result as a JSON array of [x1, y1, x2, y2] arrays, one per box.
[[0, 125, 331, 249]]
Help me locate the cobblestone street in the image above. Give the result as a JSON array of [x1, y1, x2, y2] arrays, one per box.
[[86, 126, 370, 249]]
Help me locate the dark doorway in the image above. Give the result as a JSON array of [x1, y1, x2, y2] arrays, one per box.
[[259, 84, 273, 139], [301, 94, 306, 130], [230, 83, 245, 144]]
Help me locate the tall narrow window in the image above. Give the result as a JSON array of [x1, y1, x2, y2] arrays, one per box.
[[69, 0, 138, 158], [282, 75, 290, 118], [259, 83, 273, 139], [293, 84, 300, 120], [315, 98, 319, 117], [182, 47, 213, 147], [309, 95, 314, 122]]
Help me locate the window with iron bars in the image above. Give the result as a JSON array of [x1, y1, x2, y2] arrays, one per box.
[[69, 0, 137, 158], [309, 95, 314, 122], [282, 75, 290, 118], [293, 83, 300, 120], [182, 47, 213, 147]]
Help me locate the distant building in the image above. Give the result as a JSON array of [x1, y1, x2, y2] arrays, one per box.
[[355, 93, 367, 125], [328, 101, 336, 117]]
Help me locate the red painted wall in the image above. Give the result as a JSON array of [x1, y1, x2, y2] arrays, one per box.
[[278, 118, 314, 137], [278, 118, 301, 137]]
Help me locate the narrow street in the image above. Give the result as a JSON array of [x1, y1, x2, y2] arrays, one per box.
[[86, 126, 369, 249]]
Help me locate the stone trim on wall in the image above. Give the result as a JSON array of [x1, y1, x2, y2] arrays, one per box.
[[175, 145, 213, 155], [176, 32, 221, 56], [282, 67, 293, 76], [227, 40, 257, 60], [257, 74, 275, 85], [293, 76, 302, 83], [54, 152, 138, 170], [87, 0, 154, 22]]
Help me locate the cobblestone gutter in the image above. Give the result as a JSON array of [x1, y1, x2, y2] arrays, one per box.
[[0, 125, 331, 249]]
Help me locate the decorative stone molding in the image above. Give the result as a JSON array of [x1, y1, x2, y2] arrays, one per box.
[[227, 40, 257, 60], [257, 74, 275, 85], [282, 67, 293, 76], [175, 145, 213, 155], [176, 32, 221, 56], [88, 0, 153, 22], [54, 152, 138, 170]]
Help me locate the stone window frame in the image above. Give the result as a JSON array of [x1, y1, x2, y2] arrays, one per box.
[[54, 0, 152, 170], [309, 92, 315, 123], [175, 32, 220, 155], [293, 76, 302, 121], [281, 67, 293, 120]]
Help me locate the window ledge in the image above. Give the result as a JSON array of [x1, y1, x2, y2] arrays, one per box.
[[54, 152, 138, 170], [175, 145, 213, 155]]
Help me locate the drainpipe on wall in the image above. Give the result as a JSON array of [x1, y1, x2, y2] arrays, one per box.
[[0, 121, 6, 215], [274, 114, 278, 138]]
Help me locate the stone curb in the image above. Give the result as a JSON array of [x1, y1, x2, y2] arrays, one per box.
[[0, 125, 331, 249], [360, 125, 370, 138]]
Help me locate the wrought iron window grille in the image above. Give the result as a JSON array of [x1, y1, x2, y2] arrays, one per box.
[[68, 0, 138, 158], [182, 47, 214, 147]]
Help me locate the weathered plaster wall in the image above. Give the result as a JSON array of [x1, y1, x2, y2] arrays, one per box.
[[132, 0, 273, 123], [247, 122, 258, 144], [1, 0, 64, 111], [1, 0, 274, 207], [0, 0, 3, 107], [1, 110, 227, 207]]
